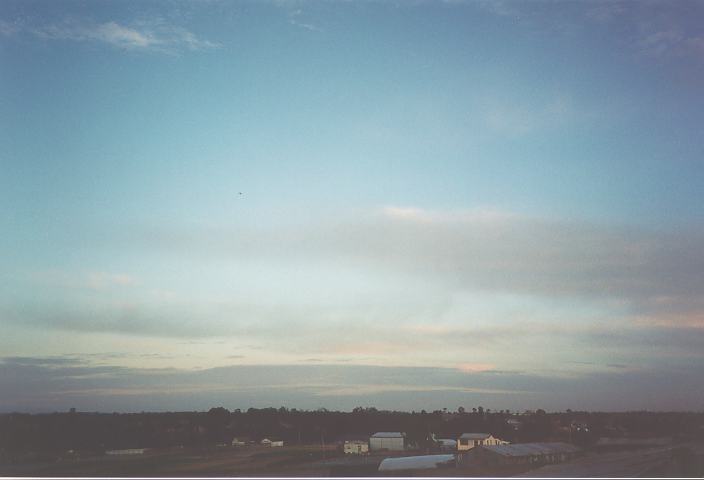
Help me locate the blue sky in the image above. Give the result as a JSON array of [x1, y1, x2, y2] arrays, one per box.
[[1, 0, 703, 412]]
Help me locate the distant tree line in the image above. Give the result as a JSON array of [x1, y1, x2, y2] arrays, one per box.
[[1, 407, 702, 460]]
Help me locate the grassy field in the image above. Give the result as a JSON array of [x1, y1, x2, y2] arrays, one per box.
[[0, 445, 341, 477]]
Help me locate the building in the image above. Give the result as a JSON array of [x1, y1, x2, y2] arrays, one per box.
[[478, 442, 581, 467], [260, 438, 284, 447], [436, 438, 457, 452], [344, 440, 369, 455], [378, 454, 455, 472], [507, 418, 523, 430], [370, 432, 405, 451], [105, 448, 147, 455], [231, 437, 250, 447], [458, 433, 508, 451]]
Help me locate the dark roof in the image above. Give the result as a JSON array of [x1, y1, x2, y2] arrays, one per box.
[[371, 432, 405, 438], [460, 433, 491, 440]]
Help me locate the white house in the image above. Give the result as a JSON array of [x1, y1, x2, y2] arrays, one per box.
[[457, 433, 508, 451], [369, 432, 405, 451], [260, 438, 284, 447], [343, 440, 369, 455]]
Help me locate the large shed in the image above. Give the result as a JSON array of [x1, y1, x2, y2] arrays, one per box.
[[370, 432, 405, 451], [478, 442, 581, 467]]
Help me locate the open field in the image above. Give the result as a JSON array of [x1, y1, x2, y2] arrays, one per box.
[[4, 443, 704, 477], [0, 445, 340, 477]]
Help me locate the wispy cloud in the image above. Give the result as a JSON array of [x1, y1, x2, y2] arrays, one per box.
[[474, 1, 704, 64], [288, 9, 322, 32], [0, 19, 21, 37], [6, 18, 219, 53], [30, 270, 136, 291], [481, 93, 581, 136], [584, 1, 704, 62]]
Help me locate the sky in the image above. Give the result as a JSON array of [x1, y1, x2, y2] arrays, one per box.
[[1, 0, 703, 413]]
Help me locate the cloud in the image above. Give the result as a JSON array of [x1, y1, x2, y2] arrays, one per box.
[[29, 270, 136, 291], [583, 1, 704, 62], [474, 0, 521, 18], [0, 19, 21, 37], [6, 206, 703, 367], [585, 2, 628, 24], [288, 9, 322, 32], [1, 358, 702, 412], [11, 18, 219, 53], [481, 93, 580, 136]]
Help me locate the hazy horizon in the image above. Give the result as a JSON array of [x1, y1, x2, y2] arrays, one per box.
[[2, 0, 704, 414]]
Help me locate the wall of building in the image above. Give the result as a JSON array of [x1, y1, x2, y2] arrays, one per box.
[[370, 437, 404, 451], [344, 442, 369, 454]]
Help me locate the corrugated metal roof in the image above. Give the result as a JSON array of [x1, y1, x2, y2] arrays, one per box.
[[460, 432, 491, 440], [371, 431, 405, 438], [514, 446, 677, 477], [437, 439, 457, 447], [378, 454, 455, 471], [482, 442, 581, 457]]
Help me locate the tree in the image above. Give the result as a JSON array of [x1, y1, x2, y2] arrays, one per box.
[[458, 406, 466, 414]]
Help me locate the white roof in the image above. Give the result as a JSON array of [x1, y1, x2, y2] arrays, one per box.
[[378, 454, 455, 471], [371, 431, 405, 438]]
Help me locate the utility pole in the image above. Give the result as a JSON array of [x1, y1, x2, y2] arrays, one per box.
[[321, 430, 326, 459]]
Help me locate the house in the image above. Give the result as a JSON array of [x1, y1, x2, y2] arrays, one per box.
[[477, 442, 581, 467], [260, 438, 284, 447], [370, 432, 405, 451], [378, 454, 455, 472], [231, 437, 250, 447], [344, 440, 369, 455], [457, 433, 508, 451]]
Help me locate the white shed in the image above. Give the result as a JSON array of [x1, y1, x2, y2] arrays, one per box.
[[344, 440, 369, 455], [370, 432, 405, 451]]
